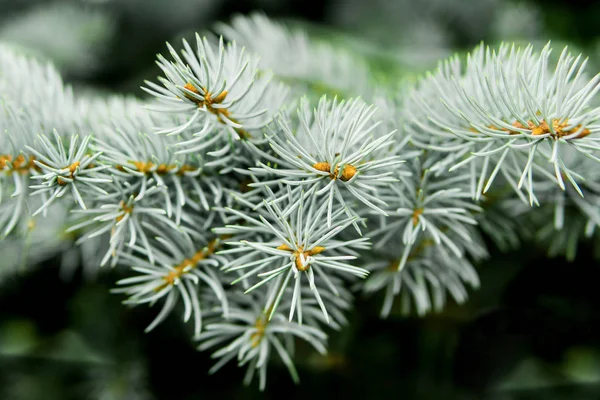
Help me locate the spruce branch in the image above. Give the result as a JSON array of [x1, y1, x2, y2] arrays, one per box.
[[143, 34, 288, 156], [406, 42, 600, 203], [113, 228, 230, 338], [3, 16, 600, 391], [197, 290, 328, 390], [252, 96, 407, 231], [216, 186, 369, 324], [27, 130, 112, 215]]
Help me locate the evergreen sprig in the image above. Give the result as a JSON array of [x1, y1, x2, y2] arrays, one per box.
[[2, 12, 600, 390]]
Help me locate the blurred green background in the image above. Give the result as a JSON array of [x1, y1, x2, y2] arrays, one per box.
[[1, 0, 600, 398]]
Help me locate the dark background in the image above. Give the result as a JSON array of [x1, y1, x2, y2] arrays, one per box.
[[2, 0, 600, 398]]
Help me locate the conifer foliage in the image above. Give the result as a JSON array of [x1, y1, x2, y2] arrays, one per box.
[[1, 13, 600, 390]]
